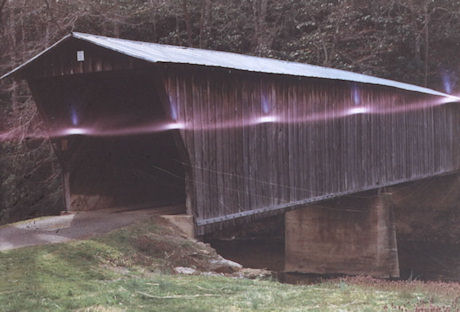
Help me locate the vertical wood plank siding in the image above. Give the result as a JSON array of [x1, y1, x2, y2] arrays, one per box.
[[162, 66, 460, 234]]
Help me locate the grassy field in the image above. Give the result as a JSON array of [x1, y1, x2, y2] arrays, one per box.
[[1, 217, 459, 312]]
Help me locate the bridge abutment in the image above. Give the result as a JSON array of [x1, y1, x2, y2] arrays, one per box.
[[285, 191, 400, 278]]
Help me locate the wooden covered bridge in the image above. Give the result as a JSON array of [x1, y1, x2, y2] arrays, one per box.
[[2, 33, 460, 278]]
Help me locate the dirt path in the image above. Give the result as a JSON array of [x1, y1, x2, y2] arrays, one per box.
[[0, 205, 183, 251]]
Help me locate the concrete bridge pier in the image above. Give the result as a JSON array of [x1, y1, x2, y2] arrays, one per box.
[[285, 190, 400, 278]]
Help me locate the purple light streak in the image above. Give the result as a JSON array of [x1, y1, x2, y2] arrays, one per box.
[[1, 93, 459, 142], [62, 128, 88, 135], [256, 115, 278, 124], [346, 106, 370, 115]]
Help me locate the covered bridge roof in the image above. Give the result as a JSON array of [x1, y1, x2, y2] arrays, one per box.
[[1, 32, 457, 99]]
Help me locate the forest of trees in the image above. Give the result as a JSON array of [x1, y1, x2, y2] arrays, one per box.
[[1, 0, 460, 223]]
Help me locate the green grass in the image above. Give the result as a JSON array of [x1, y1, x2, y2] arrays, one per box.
[[0, 217, 459, 312]]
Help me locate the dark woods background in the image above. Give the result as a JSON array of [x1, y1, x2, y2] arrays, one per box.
[[1, 0, 460, 223]]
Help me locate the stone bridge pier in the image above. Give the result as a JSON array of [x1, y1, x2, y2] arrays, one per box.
[[285, 190, 400, 278]]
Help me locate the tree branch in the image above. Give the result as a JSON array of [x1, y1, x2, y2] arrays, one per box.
[[0, 0, 7, 13], [0, 0, 8, 25]]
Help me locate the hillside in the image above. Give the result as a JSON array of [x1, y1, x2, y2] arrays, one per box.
[[1, 216, 460, 312]]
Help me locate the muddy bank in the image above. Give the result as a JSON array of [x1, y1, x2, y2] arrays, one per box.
[[210, 237, 460, 283], [398, 241, 460, 281]]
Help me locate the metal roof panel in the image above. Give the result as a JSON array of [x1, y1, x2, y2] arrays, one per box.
[[2, 32, 458, 100]]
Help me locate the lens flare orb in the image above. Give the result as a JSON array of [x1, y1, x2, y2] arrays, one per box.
[[62, 127, 88, 136], [347, 106, 369, 115], [256, 115, 278, 124]]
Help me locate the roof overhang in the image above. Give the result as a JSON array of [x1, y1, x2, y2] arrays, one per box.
[[1, 32, 459, 102], [1, 34, 73, 80]]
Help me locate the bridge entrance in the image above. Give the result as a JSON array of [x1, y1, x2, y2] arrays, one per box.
[[31, 71, 187, 212]]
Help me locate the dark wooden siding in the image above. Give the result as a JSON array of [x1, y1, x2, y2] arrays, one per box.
[[161, 66, 460, 234], [22, 39, 146, 80]]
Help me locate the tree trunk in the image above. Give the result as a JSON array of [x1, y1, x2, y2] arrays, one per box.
[[44, 0, 62, 34], [199, 0, 211, 48], [0, 0, 7, 26], [150, 0, 157, 41], [252, 0, 268, 55], [182, 0, 193, 47], [424, 2, 429, 87], [113, 21, 120, 37]]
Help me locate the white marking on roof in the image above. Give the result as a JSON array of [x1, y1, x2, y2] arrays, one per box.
[[1, 32, 458, 99]]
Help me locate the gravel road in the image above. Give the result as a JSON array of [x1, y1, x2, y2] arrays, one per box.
[[0, 205, 183, 251]]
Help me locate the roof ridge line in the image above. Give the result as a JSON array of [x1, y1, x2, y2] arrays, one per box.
[[1, 32, 459, 102]]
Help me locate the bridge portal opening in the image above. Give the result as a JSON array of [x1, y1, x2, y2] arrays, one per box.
[[31, 71, 187, 211]]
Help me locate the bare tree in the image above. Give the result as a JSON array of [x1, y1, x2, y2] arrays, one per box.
[[182, 0, 193, 47], [199, 0, 212, 48], [251, 0, 269, 55]]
